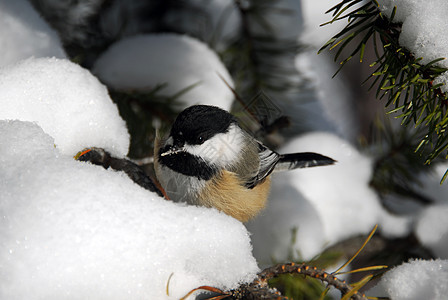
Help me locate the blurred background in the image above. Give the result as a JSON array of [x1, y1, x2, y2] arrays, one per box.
[[2, 0, 447, 298]]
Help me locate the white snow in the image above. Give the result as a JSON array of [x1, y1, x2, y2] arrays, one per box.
[[0, 119, 258, 299], [376, 0, 416, 23], [1, 1, 447, 297], [293, 0, 360, 142], [248, 132, 411, 262], [295, 51, 358, 142], [382, 163, 448, 258], [434, 71, 448, 93], [371, 259, 448, 300], [277, 132, 410, 242], [93, 34, 235, 111], [0, 0, 66, 67], [377, 0, 448, 91], [0, 57, 130, 157], [415, 204, 448, 259], [247, 176, 326, 264], [300, 0, 359, 47], [418, 163, 448, 203]]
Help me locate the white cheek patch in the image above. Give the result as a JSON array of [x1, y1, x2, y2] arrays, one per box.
[[184, 124, 243, 167]]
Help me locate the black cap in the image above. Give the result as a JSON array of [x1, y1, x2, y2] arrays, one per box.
[[170, 105, 236, 146]]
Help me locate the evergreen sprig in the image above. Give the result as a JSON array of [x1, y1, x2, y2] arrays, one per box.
[[369, 117, 436, 204], [319, 0, 448, 173]]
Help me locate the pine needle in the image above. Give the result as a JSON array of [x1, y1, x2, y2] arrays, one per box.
[[333, 224, 378, 275], [165, 272, 174, 296], [341, 275, 373, 300], [337, 265, 388, 275], [319, 287, 330, 300], [179, 286, 226, 300]]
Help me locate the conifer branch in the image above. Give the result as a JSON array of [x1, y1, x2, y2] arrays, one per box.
[[319, 0, 448, 165]]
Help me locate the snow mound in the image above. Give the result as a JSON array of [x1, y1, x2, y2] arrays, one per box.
[[248, 132, 410, 262], [377, 0, 448, 90], [0, 0, 66, 67], [415, 204, 448, 259], [93, 34, 235, 110], [373, 259, 448, 300], [0, 120, 258, 299], [247, 176, 326, 263], [280, 133, 409, 243], [0, 57, 129, 157]]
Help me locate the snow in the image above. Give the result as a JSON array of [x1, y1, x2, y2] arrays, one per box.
[[371, 259, 448, 300], [414, 165, 448, 258], [295, 51, 358, 142], [247, 176, 326, 264], [300, 0, 358, 47], [292, 0, 360, 142], [415, 204, 448, 259], [377, 0, 448, 90], [376, 0, 416, 23], [93, 34, 235, 111], [434, 71, 448, 93], [381, 163, 448, 258], [247, 132, 411, 263], [0, 57, 130, 157], [1, 1, 447, 297], [0, 0, 66, 67], [418, 163, 448, 203], [0, 119, 258, 299]]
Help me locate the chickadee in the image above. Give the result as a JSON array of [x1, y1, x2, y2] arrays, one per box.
[[154, 105, 335, 222]]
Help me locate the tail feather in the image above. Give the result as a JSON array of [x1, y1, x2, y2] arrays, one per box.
[[274, 152, 336, 172]]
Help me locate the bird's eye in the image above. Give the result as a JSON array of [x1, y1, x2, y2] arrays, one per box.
[[196, 136, 204, 144]]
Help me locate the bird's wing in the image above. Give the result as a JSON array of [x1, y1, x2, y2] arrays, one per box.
[[244, 141, 336, 189], [244, 142, 280, 189], [274, 152, 336, 172]]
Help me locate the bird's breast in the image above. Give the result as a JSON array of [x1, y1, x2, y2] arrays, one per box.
[[198, 170, 271, 222]]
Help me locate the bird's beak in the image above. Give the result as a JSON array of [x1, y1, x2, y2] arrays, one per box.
[[160, 145, 185, 157]]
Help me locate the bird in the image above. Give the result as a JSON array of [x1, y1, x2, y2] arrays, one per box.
[[154, 105, 335, 222]]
